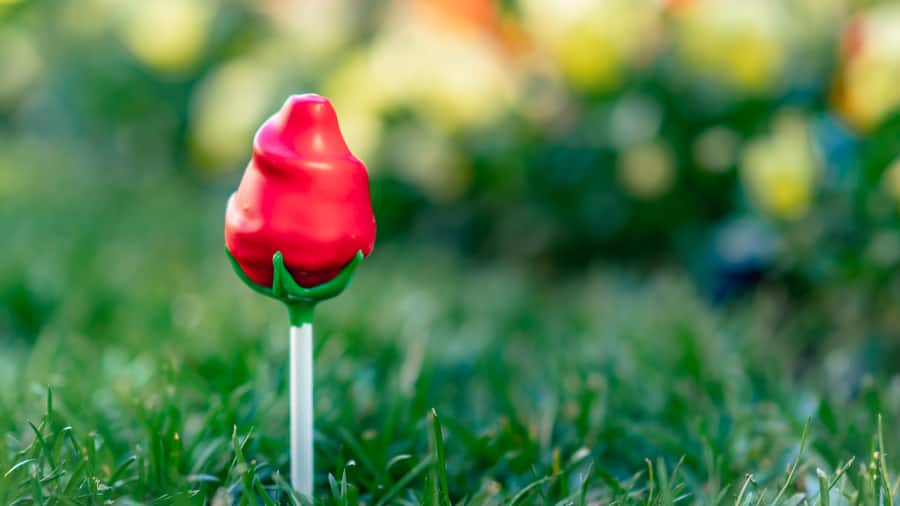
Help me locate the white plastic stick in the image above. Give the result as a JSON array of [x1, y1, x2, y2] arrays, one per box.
[[290, 323, 314, 497]]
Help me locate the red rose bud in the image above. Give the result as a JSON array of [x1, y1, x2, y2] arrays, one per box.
[[225, 94, 376, 287]]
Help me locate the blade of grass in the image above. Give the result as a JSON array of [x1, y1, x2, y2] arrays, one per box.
[[817, 468, 829, 506], [253, 477, 276, 506], [4, 459, 37, 479], [578, 461, 593, 506], [375, 456, 433, 506], [771, 418, 810, 506], [429, 409, 451, 506], [509, 476, 552, 506], [231, 426, 260, 506], [879, 414, 894, 506], [735, 475, 753, 506], [274, 471, 309, 506]]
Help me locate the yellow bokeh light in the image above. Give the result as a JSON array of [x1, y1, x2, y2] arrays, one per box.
[[0, 27, 42, 107], [120, 0, 214, 74], [522, 0, 663, 91], [252, 0, 354, 63], [834, 4, 900, 130], [190, 59, 279, 173], [882, 158, 900, 209], [672, 0, 787, 94], [618, 141, 676, 199], [388, 123, 469, 202], [326, 4, 518, 132], [740, 111, 820, 220]]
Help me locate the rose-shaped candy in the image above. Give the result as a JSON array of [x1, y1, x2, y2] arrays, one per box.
[[225, 94, 376, 288]]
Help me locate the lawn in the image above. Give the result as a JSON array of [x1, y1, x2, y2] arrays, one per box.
[[2, 158, 899, 505], [5, 0, 900, 503]]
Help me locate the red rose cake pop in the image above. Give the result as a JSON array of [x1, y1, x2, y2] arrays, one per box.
[[225, 94, 376, 288]]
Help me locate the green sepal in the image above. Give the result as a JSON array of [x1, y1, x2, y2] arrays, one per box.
[[226, 247, 363, 326]]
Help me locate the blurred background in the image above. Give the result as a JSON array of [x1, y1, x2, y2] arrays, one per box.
[[4, 0, 900, 500], [5, 0, 900, 327], [4, 0, 900, 380]]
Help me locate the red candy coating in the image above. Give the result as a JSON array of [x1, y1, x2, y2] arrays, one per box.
[[225, 94, 376, 287]]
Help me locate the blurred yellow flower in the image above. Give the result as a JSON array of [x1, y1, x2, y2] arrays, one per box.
[[0, 27, 42, 108], [740, 111, 820, 220], [190, 59, 279, 173], [387, 123, 469, 201], [119, 0, 214, 73], [671, 0, 787, 94], [325, 2, 517, 132], [882, 157, 900, 209], [522, 0, 662, 91], [322, 52, 390, 162], [252, 0, 354, 63], [834, 4, 900, 131], [417, 34, 518, 128], [791, 0, 850, 40], [335, 108, 383, 166], [617, 140, 676, 199], [58, 0, 110, 37]]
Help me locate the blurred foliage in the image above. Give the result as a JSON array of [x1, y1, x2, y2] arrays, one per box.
[[2, 0, 900, 291]]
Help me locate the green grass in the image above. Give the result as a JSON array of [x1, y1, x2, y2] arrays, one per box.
[[3, 155, 900, 504]]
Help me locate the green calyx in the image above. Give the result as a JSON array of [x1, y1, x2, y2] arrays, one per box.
[[226, 247, 363, 326]]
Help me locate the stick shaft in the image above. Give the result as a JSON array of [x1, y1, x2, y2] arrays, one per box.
[[290, 323, 314, 496]]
